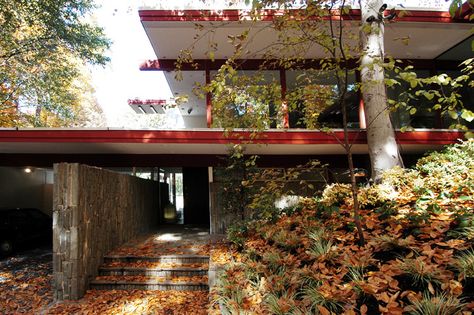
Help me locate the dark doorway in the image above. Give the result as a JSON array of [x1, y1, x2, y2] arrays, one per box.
[[183, 167, 210, 226]]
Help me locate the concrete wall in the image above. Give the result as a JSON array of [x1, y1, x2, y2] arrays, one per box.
[[53, 163, 158, 300], [0, 167, 53, 215]]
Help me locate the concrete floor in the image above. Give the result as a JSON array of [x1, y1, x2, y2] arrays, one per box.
[[108, 225, 224, 257]]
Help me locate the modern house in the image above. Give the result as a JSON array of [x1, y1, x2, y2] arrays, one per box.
[[1, 1, 471, 226], [0, 1, 472, 300]]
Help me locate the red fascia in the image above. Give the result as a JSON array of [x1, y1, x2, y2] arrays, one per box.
[[0, 129, 465, 145], [139, 9, 466, 23]]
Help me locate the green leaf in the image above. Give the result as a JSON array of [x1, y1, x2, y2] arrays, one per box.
[[448, 110, 459, 119], [465, 131, 474, 139], [423, 92, 434, 100], [409, 80, 418, 88], [461, 109, 474, 122], [409, 108, 417, 115]]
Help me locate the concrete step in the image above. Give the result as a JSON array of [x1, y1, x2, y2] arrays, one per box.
[[90, 278, 209, 291], [103, 255, 209, 264], [99, 266, 208, 277]]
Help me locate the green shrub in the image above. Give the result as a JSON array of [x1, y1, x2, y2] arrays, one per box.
[[320, 183, 396, 209], [415, 139, 474, 192]]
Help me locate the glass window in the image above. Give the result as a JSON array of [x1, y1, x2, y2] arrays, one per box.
[[209, 70, 282, 129], [439, 70, 474, 130], [286, 69, 358, 129], [387, 70, 438, 129]]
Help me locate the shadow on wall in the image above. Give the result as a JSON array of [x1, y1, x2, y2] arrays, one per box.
[[0, 167, 53, 216]]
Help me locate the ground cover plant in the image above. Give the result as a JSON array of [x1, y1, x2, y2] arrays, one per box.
[[211, 140, 474, 314]]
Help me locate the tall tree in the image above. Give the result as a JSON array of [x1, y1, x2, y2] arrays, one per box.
[[0, 0, 110, 127], [359, 0, 403, 181]]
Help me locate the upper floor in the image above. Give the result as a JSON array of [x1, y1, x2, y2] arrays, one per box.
[[131, 4, 473, 130]]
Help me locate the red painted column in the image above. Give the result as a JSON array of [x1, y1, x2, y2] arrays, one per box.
[[206, 68, 212, 128], [280, 69, 289, 128]]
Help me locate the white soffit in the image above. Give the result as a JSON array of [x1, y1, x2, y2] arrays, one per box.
[[142, 20, 472, 60]]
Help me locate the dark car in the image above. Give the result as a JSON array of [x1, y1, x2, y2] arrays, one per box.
[[0, 208, 52, 256]]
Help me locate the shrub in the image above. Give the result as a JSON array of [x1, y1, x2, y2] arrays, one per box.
[[381, 166, 423, 192], [320, 183, 352, 206], [415, 139, 474, 193], [320, 183, 396, 209]]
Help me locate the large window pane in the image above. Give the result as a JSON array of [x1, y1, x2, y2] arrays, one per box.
[[286, 70, 358, 129], [387, 70, 438, 129], [210, 70, 282, 129]]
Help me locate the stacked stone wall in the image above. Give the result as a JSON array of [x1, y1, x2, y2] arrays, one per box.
[[53, 163, 158, 300]]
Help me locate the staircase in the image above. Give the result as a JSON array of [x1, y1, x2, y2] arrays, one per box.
[[90, 254, 210, 291]]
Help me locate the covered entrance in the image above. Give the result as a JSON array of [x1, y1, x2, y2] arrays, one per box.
[[158, 167, 210, 226], [183, 167, 210, 226]]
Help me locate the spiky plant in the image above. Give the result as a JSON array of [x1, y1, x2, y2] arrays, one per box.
[[265, 291, 299, 315], [263, 250, 286, 275], [399, 258, 442, 290], [408, 293, 466, 315], [300, 285, 344, 314], [214, 276, 248, 314], [307, 228, 337, 260], [455, 248, 474, 279], [448, 226, 474, 241], [375, 235, 413, 252], [347, 266, 366, 295]]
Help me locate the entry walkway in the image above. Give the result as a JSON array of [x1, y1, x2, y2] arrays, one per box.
[[89, 225, 223, 291], [108, 225, 212, 257]]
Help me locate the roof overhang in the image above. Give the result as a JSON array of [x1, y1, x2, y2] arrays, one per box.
[[139, 9, 472, 61], [0, 129, 466, 157]]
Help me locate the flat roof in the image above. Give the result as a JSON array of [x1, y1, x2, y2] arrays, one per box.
[[0, 128, 465, 156]]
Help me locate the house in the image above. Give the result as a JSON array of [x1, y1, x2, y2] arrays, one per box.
[[0, 1, 471, 300]]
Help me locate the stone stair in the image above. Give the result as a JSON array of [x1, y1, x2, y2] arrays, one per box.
[[89, 254, 210, 291]]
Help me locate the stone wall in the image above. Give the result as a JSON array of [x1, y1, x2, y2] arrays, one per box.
[[53, 163, 158, 300]]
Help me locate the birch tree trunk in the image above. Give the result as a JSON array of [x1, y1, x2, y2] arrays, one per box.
[[360, 0, 403, 182]]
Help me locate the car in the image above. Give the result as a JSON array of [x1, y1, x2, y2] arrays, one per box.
[[0, 208, 52, 256]]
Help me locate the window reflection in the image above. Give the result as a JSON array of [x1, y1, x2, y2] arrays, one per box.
[[286, 70, 359, 129]]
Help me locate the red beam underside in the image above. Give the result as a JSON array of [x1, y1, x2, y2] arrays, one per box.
[[139, 9, 466, 23], [0, 130, 465, 145]]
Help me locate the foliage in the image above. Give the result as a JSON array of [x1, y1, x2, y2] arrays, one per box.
[[320, 182, 397, 209], [455, 249, 474, 279], [246, 160, 323, 221], [212, 141, 474, 314], [208, 68, 283, 130], [320, 140, 474, 211], [407, 292, 466, 315], [220, 144, 258, 221], [415, 140, 474, 192], [398, 257, 443, 291], [0, 0, 110, 127], [220, 145, 323, 222]]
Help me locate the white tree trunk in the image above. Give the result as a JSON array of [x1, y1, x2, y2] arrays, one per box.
[[360, 0, 403, 182]]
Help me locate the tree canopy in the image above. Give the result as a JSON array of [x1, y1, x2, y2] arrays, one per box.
[[0, 0, 110, 127]]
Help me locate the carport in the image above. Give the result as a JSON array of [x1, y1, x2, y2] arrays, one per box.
[[0, 127, 464, 300]]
